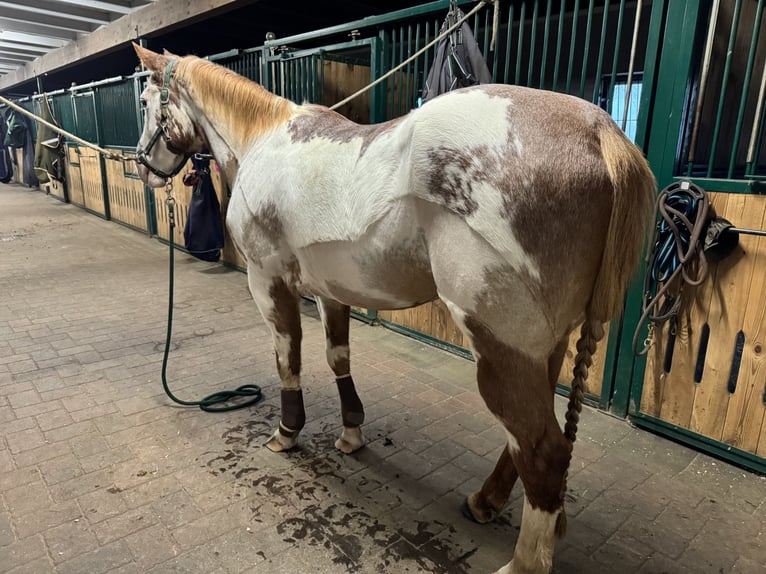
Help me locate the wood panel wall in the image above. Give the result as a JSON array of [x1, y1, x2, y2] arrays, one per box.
[[641, 192, 766, 456], [77, 146, 106, 216], [104, 150, 147, 231], [65, 146, 85, 207], [322, 59, 371, 122], [43, 178, 66, 201]]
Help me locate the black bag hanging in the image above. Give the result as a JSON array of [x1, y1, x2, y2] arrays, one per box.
[[0, 113, 11, 184], [420, 3, 492, 105], [183, 156, 225, 262]]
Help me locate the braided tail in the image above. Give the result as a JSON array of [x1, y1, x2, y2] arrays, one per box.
[[555, 116, 654, 537], [556, 318, 605, 537]]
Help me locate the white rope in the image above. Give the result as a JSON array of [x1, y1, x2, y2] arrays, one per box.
[[329, 1, 489, 111], [0, 94, 132, 162]]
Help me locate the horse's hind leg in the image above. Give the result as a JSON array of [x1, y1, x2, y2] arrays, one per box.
[[247, 267, 304, 452], [463, 337, 569, 525], [469, 322, 571, 574], [316, 297, 365, 453]]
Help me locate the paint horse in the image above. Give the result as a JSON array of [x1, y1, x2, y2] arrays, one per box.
[[133, 44, 655, 573]]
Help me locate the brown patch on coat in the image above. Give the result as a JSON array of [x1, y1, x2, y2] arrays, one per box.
[[426, 86, 617, 330], [254, 203, 283, 239], [288, 107, 404, 156], [318, 298, 351, 376], [464, 314, 571, 514], [356, 230, 437, 307], [268, 277, 302, 381]]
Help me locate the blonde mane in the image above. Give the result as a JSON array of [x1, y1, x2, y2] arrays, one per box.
[[174, 56, 294, 147]]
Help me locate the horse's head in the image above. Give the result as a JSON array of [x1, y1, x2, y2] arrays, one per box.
[[133, 44, 205, 188]]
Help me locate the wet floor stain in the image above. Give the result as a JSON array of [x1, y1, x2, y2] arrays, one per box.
[[199, 410, 488, 572]]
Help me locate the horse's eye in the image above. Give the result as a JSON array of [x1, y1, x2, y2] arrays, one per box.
[[140, 99, 147, 108]]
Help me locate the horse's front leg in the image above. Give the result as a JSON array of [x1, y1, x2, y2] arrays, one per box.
[[247, 267, 304, 452], [316, 297, 365, 453]]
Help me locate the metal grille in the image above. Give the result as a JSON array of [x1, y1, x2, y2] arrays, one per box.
[[266, 1, 652, 123], [72, 92, 98, 143], [684, 0, 766, 179], [96, 81, 140, 146]]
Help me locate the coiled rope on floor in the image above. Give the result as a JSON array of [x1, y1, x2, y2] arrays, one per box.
[[160, 185, 263, 412], [633, 181, 711, 355]]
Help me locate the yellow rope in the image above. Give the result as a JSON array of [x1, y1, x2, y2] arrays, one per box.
[[0, 94, 133, 162]]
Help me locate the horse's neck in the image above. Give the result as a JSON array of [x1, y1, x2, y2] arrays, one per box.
[[187, 81, 294, 187]]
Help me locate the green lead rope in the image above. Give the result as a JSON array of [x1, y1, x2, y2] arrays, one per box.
[[161, 196, 263, 412]]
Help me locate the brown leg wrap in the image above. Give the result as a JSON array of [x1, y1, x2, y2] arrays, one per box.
[[280, 388, 305, 437], [336, 376, 364, 427]]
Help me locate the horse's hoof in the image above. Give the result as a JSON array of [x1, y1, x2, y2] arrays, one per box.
[[265, 429, 298, 452], [462, 494, 497, 524], [335, 426, 365, 454]]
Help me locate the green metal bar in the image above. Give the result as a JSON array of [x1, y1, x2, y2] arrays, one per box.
[[591, 0, 611, 104], [528, 0, 539, 87], [483, 7, 491, 61], [261, 47, 271, 92], [298, 57, 304, 102], [606, 0, 627, 113], [556, 384, 603, 410], [566, 0, 580, 94], [372, 31, 387, 131], [263, 0, 473, 49], [320, 51, 326, 105], [390, 27, 398, 117], [630, 413, 766, 475], [552, 0, 565, 91], [378, 318, 474, 361], [407, 23, 413, 110], [673, 176, 766, 194], [504, 3, 514, 84], [491, 6, 499, 82], [515, 1, 527, 85], [729, 0, 764, 178], [540, 0, 553, 89], [399, 25, 405, 115], [707, 0, 743, 178], [414, 22, 421, 103], [423, 20, 432, 86], [579, 0, 596, 98], [633, 0, 667, 151], [749, 95, 766, 176]]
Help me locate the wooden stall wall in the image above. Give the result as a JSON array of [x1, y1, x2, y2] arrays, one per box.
[[640, 192, 766, 457], [104, 149, 148, 232], [42, 179, 66, 201], [65, 145, 85, 207], [76, 146, 107, 216]]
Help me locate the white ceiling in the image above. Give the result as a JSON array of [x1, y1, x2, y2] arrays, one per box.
[[0, 0, 155, 77]]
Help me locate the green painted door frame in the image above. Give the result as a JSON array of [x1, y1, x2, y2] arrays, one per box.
[[608, 0, 711, 418], [605, 0, 766, 473]]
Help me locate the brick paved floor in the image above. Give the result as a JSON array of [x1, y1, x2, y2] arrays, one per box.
[[1, 184, 765, 574]]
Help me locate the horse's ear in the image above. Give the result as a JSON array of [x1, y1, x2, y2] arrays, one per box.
[[162, 48, 180, 58], [132, 42, 163, 71]]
